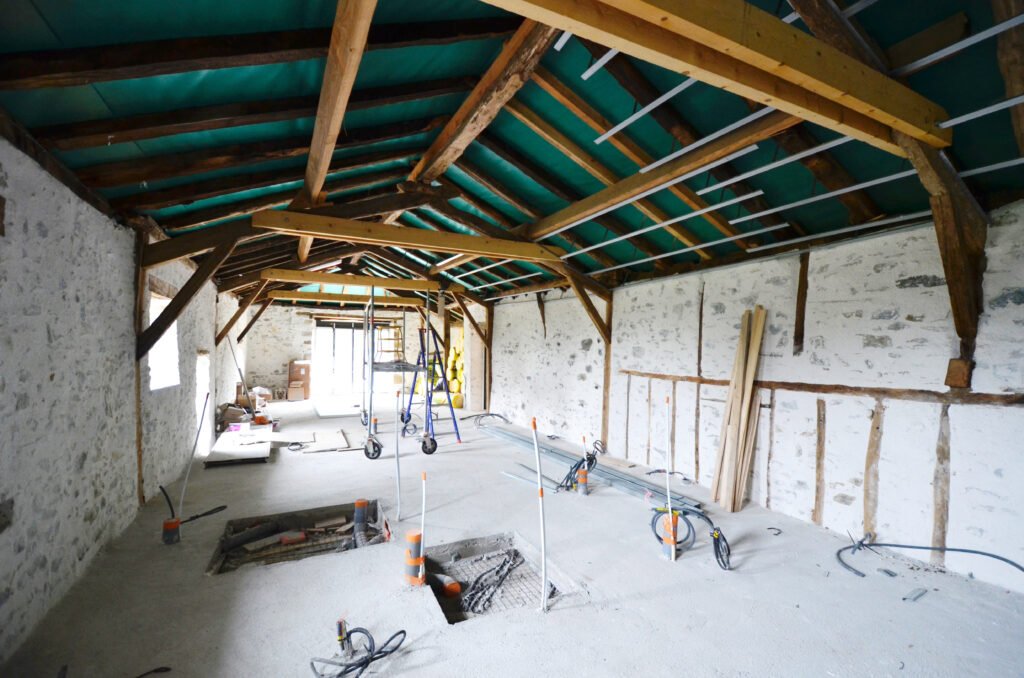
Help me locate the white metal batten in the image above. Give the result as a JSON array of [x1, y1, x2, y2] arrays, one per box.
[[554, 31, 573, 51], [581, 48, 619, 80], [781, 0, 880, 25], [589, 222, 792, 275], [641, 108, 777, 174], [452, 258, 514, 281], [940, 93, 1024, 129], [594, 78, 699, 144], [470, 271, 543, 291], [959, 156, 1024, 178], [892, 13, 1024, 77], [539, 144, 760, 240], [561, 190, 765, 260], [747, 211, 933, 252], [696, 136, 854, 196]]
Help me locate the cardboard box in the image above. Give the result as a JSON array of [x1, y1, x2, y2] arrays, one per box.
[[287, 381, 306, 401]]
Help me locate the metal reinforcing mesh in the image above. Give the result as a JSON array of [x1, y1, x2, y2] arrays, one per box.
[[438, 548, 558, 619]]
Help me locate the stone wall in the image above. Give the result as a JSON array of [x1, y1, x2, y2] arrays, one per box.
[[493, 200, 1024, 593], [245, 305, 314, 393], [0, 138, 231, 660], [213, 293, 247, 407]]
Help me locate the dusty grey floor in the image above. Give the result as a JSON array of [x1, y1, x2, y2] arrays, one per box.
[[5, 401, 1023, 677]]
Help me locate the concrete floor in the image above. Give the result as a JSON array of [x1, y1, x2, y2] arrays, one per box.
[[5, 401, 1023, 677]]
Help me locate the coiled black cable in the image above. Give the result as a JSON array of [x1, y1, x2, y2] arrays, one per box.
[[310, 627, 406, 678], [650, 507, 731, 570], [555, 451, 597, 492], [836, 532, 1024, 578]]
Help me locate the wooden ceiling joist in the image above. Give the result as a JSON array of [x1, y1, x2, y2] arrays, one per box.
[[142, 220, 256, 269], [0, 18, 520, 90], [77, 116, 444, 189], [407, 20, 559, 184], [292, 0, 378, 262], [525, 109, 801, 240], [254, 209, 566, 263], [478, 0, 948, 155], [260, 268, 464, 293], [267, 290, 425, 307], [215, 281, 269, 345], [33, 77, 472, 152]]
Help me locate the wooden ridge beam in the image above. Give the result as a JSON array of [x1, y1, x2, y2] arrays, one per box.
[[531, 66, 744, 245], [215, 281, 268, 345], [479, 0, 912, 155], [504, 98, 712, 259], [261, 268, 464, 292], [34, 78, 472, 152], [160, 169, 408, 232], [267, 290, 425, 306], [525, 110, 801, 240], [409, 19, 558, 183], [0, 19, 520, 90], [76, 116, 445, 189], [254, 209, 566, 263], [138, 239, 238, 359], [292, 0, 378, 262]]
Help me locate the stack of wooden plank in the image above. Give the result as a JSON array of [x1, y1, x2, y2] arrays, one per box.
[[711, 305, 767, 512]]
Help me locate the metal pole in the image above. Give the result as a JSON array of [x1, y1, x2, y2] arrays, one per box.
[[178, 392, 210, 520], [368, 289, 375, 435], [395, 390, 402, 520], [665, 396, 675, 562], [423, 292, 432, 444], [226, 336, 254, 413], [530, 418, 549, 612]]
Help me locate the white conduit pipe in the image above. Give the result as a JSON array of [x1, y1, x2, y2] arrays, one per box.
[[581, 48, 619, 80], [419, 471, 427, 579], [747, 210, 933, 253], [642, 107, 778, 174], [553, 31, 573, 51], [664, 396, 675, 562], [530, 418, 549, 612], [394, 390, 402, 520], [469, 271, 543, 291]]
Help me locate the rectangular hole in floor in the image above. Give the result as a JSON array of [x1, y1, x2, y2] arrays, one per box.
[[424, 532, 563, 624], [206, 499, 388, 574]]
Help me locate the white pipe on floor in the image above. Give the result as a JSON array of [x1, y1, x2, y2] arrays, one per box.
[[395, 390, 402, 520], [530, 418, 549, 613], [178, 392, 210, 521], [419, 471, 427, 580]]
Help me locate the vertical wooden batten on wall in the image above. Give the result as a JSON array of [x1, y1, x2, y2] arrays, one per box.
[[600, 297, 614, 448], [133, 231, 147, 506], [812, 398, 826, 525], [793, 252, 810, 355], [931, 403, 952, 566], [862, 399, 886, 536]]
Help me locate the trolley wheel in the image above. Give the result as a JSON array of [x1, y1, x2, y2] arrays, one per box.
[[364, 438, 382, 460], [400, 411, 411, 424], [421, 437, 438, 455], [360, 412, 369, 427]]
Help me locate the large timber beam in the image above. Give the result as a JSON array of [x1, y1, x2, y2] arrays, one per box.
[[237, 299, 273, 342], [34, 78, 471, 152], [254, 209, 566, 263], [790, 0, 989, 386], [218, 244, 365, 293], [292, 0, 378, 262], [138, 239, 238, 359], [525, 109, 801, 240], [477, 0, 947, 155], [994, 0, 1024, 155], [215, 281, 268, 345], [408, 20, 558, 183], [0, 19, 520, 89], [142, 220, 257, 268], [267, 290, 425, 307], [261, 268, 465, 293]]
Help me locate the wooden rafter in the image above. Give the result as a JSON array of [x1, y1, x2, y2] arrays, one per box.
[[407, 20, 558, 184], [292, 0, 378, 262], [525, 110, 801, 240], [505, 98, 712, 259], [219, 244, 364, 293], [237, 299, 273, 342], [138, 239, 238, 359], [994, 0, 1024, 155], [215, 281, 269, 345], [77, 116, 444, 189], [0, 19, 519, 89], [789, 0, 989, 385], [451, 293, 490, 343], [267, 290, 425, 307], [33, 77, 472, 151], [477, 0, 948, 155], [359, 246, 489, 306], [260, 268, 464, 293], [142, 221, 256, 268], [531, 66, 743, 246]]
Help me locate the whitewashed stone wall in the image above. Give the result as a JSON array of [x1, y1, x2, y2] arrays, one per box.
[[494, 201, 1024, 593], [245, 305, 314, 392], [0, 140, 135, 661], [0, 139, 232, 661], [214, 293, 247, 406], [491, 291, 606, 443]]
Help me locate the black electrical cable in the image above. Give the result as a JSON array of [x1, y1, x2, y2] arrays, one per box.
[[158, 485, 175, 519], [836, 533, 1024, 578], [310, 627, 406, 678], [650, 507, 731, 571], [555, 450, 597, 492], [180, 505, 227, 524]]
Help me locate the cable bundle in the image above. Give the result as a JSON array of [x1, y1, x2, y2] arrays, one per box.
[[556, 450, 597, 492], [460, 549, 524, 613], [310, 627, 406, 678], [650, 507, 731, 571]]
